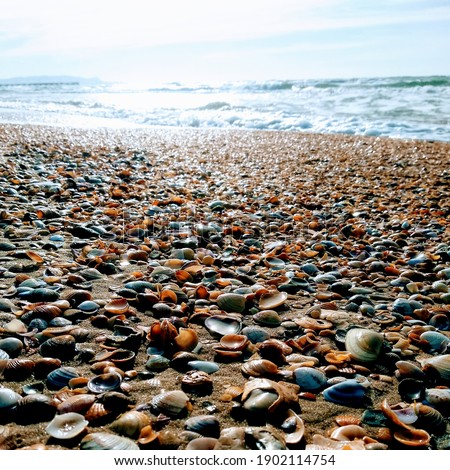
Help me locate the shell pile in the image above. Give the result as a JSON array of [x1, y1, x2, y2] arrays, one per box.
[[0, 124, 449, 450]]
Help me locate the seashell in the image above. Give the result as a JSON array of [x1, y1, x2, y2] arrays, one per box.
[[34, 357, 62, 379], [57, 394, 97, 415], [322, 379, 368, 406], [345, 328, 383, 363], [181, 370, 214, 396], [169, 351, 200, 372], [424, 388, 450, 415], [293, 367, 327, 392], [110, 410, 151, 439], [146, 355, 170, 372], [244, 427, 286, 450], [0, 388, 22, 412], [204, 315, 242, 337], [16, 393, 56, 424], [420, 331, 450, 353], [88, 372, 122, 394], [258, 339, 292, 365], [18, 287, 60, 303], [185, 415, 220, 438], [380, 399, 417, 429], [93, 348, 136, 371], [80, 431, 139, 450], [187, 360, 220, 374], [77, 300, 100, 314], [84, 402, 114, 424], [421, 354, 450, 382], [216, 293, 246, 313], [306, 434, 365, 450], [241, 378, 299, 415], [393, 427, 431, 447], [258, 291, 288, 310], [3, 358, 35, 381], [151, 390, 191, 418], [219, 334, 249, 351], [138, 424, 160, 446], [220, 386, 244, 402], [395, 360, 426, 380], [174, 328, 199, 352], [294, 317, 333, 331], [413, 403, 447, 435], [241, 359, 279, 378], [47, 366, 80, 390], [335, 415, 361, 427], [398, 378, 425, 402], [62, 289, 93, 307], [0, 338, 23, 358], [46, 412, 88, 440], [253, 310, 281, 326], [241, 326, 270, 344], [330, 424, 367, 441], [39, 335, 76, 361], [281, 409, 305, 445], [185, 437, 219, 450], [104, 298, 130, 315]]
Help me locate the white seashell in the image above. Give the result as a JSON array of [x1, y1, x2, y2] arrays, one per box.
[[45, 412, 88, 439], [345, 328, 383, 362]]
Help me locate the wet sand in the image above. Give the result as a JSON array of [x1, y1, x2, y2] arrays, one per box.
[[0, 124, 449, 450]]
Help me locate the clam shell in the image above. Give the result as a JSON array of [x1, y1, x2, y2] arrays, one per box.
[[282, 409, 305, 445], [138, 425, 160, 445], [80, 432, 139, 450], [16, 393, 56, 424], [151, 390, 190, 418], [47, 366, 80, 390], [110, 410, 151, 439], [0, 388, 21, 412], [393, 427, 431, 447], [88, 372, 122, 394], [46, 412, 88, 440], [219, 334, 249, 351], [345, 328, 383, 363], [293, 367, 327, 392], [104, 298, 130, 315], [39, 335, 76, 361], [259, 291, 288, 310], [57, 394, 97, 415], [253, 310, 281, 326], [216, 293, 246, 313], [241, 359, 279, 378], [3, 358, 35, 381], [204, 315, 242, 337], [421, 354, 450, 382], [0, 338, 23, 358], [185, 415, 220, 438], [322, 379, 368, 406]]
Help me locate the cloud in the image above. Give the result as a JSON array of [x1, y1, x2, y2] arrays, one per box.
[[1, 0, 450, 58]]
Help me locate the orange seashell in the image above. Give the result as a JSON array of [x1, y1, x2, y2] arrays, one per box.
[[26, 250, 44, 263], [160, 289, 178, 304], [138, 425, 160, 446], [195, 285, 209, 300], [174, 328, 198, 352], [335, 415, 361, 427], [175, 270, 193, 283], [104, 298, 130, 315]]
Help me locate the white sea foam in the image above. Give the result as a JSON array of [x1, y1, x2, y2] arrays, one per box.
[[0, 76, 449, 141]]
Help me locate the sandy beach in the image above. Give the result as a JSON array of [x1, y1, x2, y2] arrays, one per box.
[[0, 123, 449, 450]]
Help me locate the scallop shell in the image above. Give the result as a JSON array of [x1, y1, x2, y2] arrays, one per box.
[[46, 412, 88, 440], [104, 298, 130, 315], [345, 328, 383, 363], [80, 432, 139, 450]]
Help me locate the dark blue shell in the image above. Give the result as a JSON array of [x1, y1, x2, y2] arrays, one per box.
[[323, 379, 368, 406]]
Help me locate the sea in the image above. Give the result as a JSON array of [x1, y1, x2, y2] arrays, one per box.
[[0, 75, 449, 141]]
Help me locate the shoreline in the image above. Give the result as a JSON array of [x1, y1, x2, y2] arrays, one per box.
[[0, 123, 449, 450]]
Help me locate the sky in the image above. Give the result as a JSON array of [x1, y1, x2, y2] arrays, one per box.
[[0, 0, 450, 83]]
